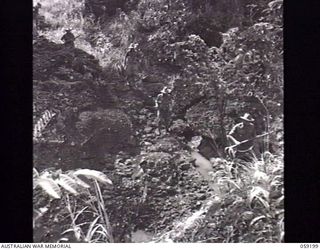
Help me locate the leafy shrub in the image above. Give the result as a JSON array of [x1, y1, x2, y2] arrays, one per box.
[[33, 168, 114, 242]]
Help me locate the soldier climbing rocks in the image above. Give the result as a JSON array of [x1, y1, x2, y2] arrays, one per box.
[[226, 113, 260, 160], [61, 29, 76, 47], [158, 88, 172, 132], [124, 43, 140, 84]]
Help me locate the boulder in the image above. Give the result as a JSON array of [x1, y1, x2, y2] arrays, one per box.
[[76, 109, 136, 156], [34, 109, 137, 171]]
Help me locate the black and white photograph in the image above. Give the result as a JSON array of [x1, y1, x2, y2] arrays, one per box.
[[33, 0, 283, 243]]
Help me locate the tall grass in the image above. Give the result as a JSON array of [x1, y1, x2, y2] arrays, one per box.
[[153, 152, 284, 242]]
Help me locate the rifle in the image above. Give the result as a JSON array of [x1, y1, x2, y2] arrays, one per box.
[[225, 131, 274, 153]]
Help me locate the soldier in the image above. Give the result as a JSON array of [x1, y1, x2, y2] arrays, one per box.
[[61, 29, 76, 47], [124, 43, 140, 84], [33, 3, 42, 28], [226, 113, 260, 160], [33, 3, 41, 15], [158, 88, 172, 132], [124, 43, 137, 65]]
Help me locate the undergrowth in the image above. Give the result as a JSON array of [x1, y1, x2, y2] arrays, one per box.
[[33, 168, 114, 243], [153, 152, 284, 243]]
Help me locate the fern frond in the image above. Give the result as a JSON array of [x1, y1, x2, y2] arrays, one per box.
[[33, 110, 56, 140]]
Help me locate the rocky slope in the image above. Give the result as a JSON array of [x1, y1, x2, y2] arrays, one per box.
[[33, 0, 283, 243]]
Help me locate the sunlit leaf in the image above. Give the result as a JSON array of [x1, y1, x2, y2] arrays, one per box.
[[69, 173, 91, 189], [73, 169, 113, 185], [36, 177, 61, 199], [56, 174, 79, 195]]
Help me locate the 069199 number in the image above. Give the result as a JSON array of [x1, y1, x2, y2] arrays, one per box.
[[300, 244, 319, 248]]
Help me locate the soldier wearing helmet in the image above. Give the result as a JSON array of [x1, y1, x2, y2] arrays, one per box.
[[61, 29, 76, 47], [227, 113, 259, 160]]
